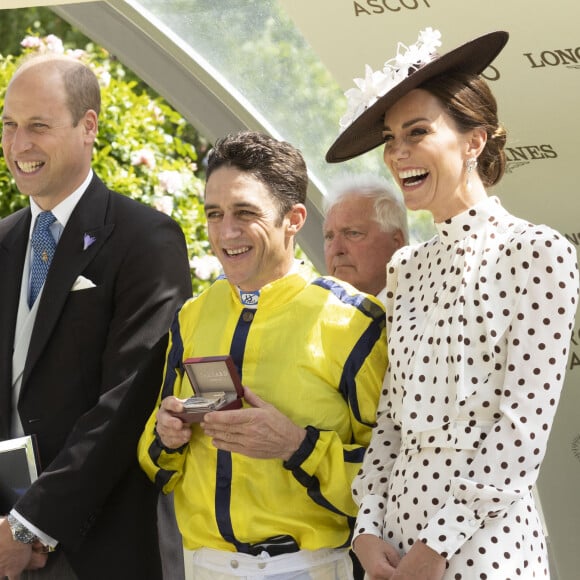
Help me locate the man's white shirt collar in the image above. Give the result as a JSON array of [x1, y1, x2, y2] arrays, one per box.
[[29, 169, 93, 238]]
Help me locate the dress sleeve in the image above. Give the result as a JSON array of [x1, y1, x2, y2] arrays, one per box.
[[351, 403, 402, 541], [351, 249, 404, 541], [419, 230, 579, 558]]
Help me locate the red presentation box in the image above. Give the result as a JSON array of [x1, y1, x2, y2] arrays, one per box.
[[174, 355, 243, 423]]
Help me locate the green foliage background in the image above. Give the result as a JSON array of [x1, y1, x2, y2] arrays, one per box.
[[0, 5, 433, 290], [0, 8, 219, 295]]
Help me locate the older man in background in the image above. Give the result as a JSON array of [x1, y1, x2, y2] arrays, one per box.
[[323, 173, 408, 305]]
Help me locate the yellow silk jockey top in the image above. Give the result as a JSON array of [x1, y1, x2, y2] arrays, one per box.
[[138, 269, 387, 552]]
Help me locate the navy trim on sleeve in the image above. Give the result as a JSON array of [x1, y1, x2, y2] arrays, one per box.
[[312, 277, 385, 321], [340, 318, 384, 425], [283, 425, 320, 470], [161, 310, 185, 399], [313, 277, 385, 425], [149, 427, 184, 489], [283, 426, 349, 518]]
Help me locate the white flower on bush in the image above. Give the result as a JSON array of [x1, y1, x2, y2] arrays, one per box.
[[190, 179, 203, 199], [190, 255, 222, 281], [21, 34, 85, 65], [66, 49, 86, 60], [131, 148, 156, 169], [148, 103, 165, 123], [95, 67, 111, 88], [44, 34, 65, 54], [158, 170, 188, 195], [152, 195, 174, 215], [21, 36, 42, 49]]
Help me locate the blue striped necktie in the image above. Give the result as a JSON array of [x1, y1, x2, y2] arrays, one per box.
[[29, 211, 57, 308]]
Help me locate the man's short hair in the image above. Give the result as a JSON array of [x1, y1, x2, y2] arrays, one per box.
[[206, 131, 308, 224], [15, 53, 101, 125], [324, 172, 409, 244]]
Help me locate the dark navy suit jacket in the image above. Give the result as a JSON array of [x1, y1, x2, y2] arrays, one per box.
[[0, 174, 192, 579]]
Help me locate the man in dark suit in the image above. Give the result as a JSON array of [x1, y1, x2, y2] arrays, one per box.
[[0, 53, 192, 578]]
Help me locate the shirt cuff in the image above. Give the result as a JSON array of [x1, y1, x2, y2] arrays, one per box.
[[417, 497, 481, 559], [352, 493, 386, 543], [283, 425, 319, 471], [10, 510, 58, 549]]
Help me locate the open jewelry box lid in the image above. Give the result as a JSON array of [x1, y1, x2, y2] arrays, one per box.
[[175, 355, 243, 423]]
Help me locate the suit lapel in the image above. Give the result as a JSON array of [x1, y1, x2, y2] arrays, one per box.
[[0, 210, 30, 436], [24, 176, 115, 386]]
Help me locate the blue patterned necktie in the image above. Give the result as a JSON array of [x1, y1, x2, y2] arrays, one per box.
[[29, 211, 57, 308]]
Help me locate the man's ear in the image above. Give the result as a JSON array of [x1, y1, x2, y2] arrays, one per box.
[[286, 203, 307, 236], [392, 228, 406, 251], [82, 109, 98, 143]]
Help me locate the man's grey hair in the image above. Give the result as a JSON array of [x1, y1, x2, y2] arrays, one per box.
[[323, 172, 409, 244]]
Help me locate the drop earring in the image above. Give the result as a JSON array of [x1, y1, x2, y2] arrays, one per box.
[[465, 157, 478, 191]]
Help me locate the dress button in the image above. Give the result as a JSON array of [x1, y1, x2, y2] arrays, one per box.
[[258, 562, 266, 570], [230, 559, 239, 569], [242, 311, 254, 322]]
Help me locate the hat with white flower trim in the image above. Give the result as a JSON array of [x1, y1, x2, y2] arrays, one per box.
[[325, 28, 509, 163]]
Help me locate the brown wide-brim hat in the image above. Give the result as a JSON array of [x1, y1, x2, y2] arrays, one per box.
[[326, 30, 509, 164]]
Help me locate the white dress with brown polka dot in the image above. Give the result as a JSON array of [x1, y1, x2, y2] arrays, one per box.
[[353, 196, 579, 578]]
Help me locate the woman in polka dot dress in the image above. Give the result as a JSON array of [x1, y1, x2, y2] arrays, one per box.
[[326, 29, 579, 579]]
